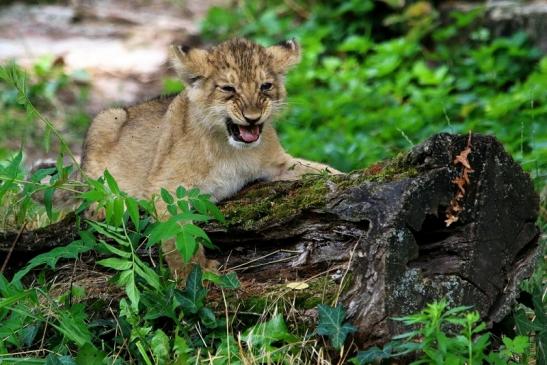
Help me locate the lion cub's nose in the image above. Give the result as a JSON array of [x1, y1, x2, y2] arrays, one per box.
[[243, 112, 261, 125]]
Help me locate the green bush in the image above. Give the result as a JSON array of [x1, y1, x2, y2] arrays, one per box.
[[352, 300, 531, 364], [0, 57, 90, 160]]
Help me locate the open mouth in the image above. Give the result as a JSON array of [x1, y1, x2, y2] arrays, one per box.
[[226, 118, 263, 143]]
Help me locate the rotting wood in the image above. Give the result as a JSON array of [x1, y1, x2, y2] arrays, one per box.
[[0, 133, 541, 345]]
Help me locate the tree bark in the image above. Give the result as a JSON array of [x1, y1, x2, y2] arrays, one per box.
[[0, 133, 540, 346]]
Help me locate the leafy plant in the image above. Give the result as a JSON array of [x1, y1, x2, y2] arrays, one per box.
[[0, 63, 244, 363], [240, 313, 298, 362], [316, 303, 356, 350], [0, 1, 545, 363], [0, 58, 90, 159], [352, 300, 530, 365], [514, 253, 546, 364]]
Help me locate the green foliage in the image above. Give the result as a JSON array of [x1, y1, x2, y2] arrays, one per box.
[[0, 147, 82, 230], [316, 303, 356, 350], [12, 232, 97, 283], [0, 63, 244, 362], [0, 171, 245, 363], [162, 77, 184, 94], [0, 57, 90, 159], [515, 254, 547, 364], [351, 300, 530, 365], [240, 313, 298, 361], [0, 1, 545, 364]]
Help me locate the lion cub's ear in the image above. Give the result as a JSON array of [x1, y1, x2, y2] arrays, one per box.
[[266, 39, 301, 74], [170, 45, 211, 85]]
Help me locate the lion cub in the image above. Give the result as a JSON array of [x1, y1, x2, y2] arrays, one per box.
[[82, 38, 339, 278]]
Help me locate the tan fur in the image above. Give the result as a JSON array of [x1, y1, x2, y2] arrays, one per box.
[[82, 38, 340, 279]]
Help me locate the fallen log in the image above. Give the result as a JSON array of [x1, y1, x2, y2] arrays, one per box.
[[0, 133, 541, 346]]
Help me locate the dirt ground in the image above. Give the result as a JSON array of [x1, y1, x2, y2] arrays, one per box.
[[0, 0, 223, 114]]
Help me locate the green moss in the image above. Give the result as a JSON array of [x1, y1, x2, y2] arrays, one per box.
[[221, 151, 418, 230], [296, 276, 339, 309], [242, 295, 270, 313], [334, 152, 418, 191], [221, 174, 331, 230]]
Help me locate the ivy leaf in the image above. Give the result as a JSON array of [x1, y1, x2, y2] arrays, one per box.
[[175, 265, 206, 314], [199, 307, 217, 328], [352, 346, 393, 364], [240, 314, 297, 349], [202, 271, 240, 289], [75, 343, 105, 365], [316, 304, 357, 350], [45, 354, 65, 365], [21, 323, 40, 347], [150, 329, 170, 364]]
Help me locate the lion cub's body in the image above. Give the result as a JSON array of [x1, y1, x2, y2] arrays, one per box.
[[83, 94, 319, 203], [82, 38, 338, 278]]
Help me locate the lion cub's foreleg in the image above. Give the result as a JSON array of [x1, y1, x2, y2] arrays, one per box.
[[273, 156, 342, 181], [162, 240, 217, 282], [154, 200, 218, 283]]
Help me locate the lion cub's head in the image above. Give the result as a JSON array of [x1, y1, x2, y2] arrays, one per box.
[[170, 38, 300, 148]]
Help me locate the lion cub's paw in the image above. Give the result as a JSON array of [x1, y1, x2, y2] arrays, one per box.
[[84, 203, 106, 221], [204, 258, 221, 273]]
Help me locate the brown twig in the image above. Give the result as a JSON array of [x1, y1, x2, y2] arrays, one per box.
[[0, 221, 27, 273]]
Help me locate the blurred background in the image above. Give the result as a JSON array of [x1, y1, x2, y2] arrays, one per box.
[[0, 0, 545, 188]]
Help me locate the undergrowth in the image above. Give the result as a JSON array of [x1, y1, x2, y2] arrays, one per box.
[[0, 61, 544, 364], [0, 1, 545, 364], [0, 57, 90, 161]]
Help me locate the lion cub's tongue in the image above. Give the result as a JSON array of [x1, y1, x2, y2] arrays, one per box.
[[238, 125, 260, 142]]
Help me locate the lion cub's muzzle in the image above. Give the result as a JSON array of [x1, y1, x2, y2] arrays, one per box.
[[225, 118, 264, 144]]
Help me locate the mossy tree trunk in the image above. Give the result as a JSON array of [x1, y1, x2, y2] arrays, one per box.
[[205, 133, 540, 345], [0, 133, 540, 346]]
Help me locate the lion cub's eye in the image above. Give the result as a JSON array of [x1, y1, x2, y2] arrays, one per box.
[[219, 85, 236, 93], [260, 82, 273, 92]]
